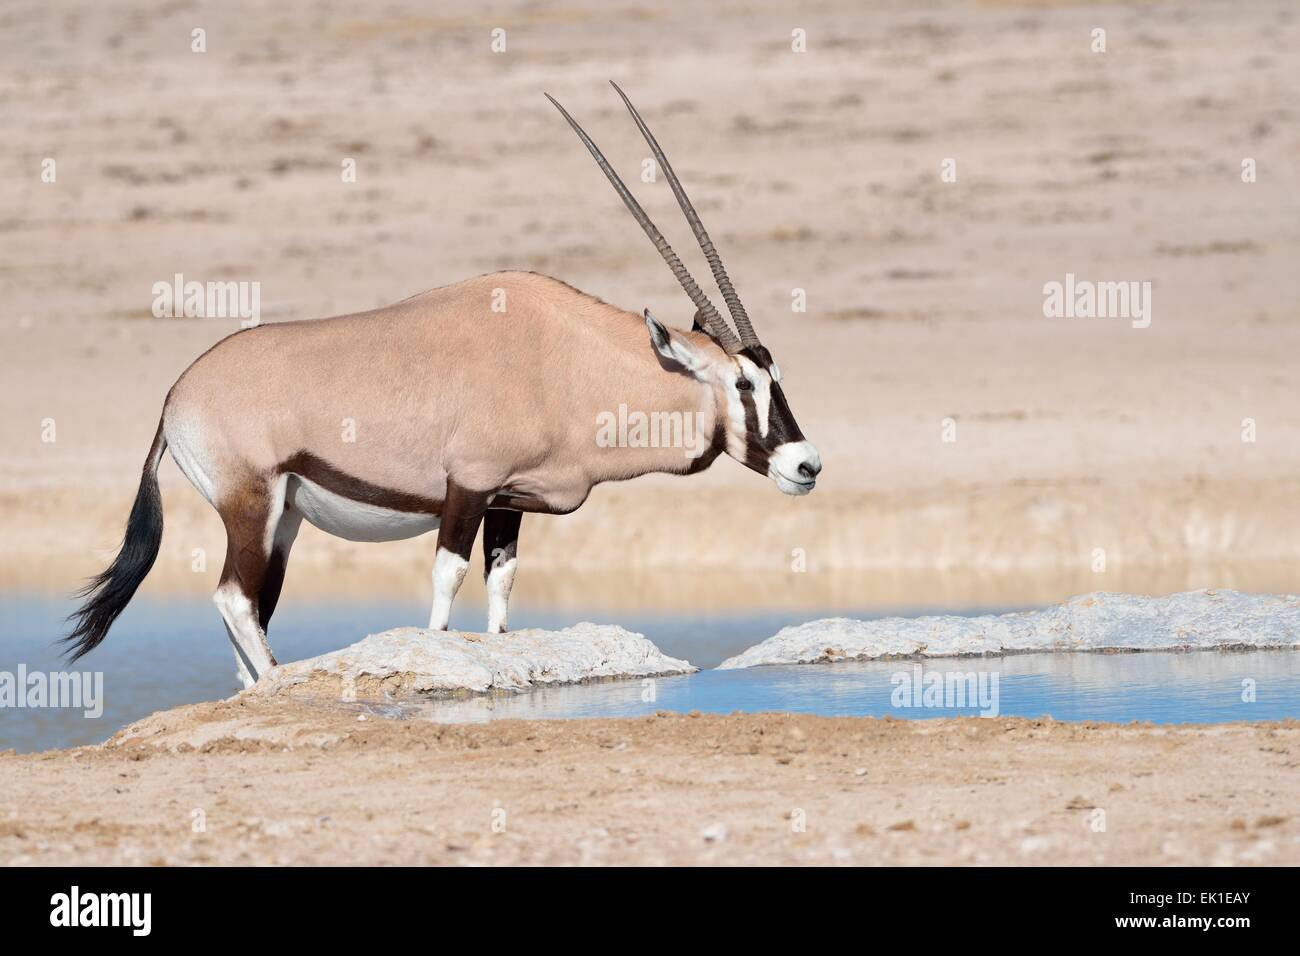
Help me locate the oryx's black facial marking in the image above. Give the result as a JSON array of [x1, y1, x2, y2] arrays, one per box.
[[740, 344, 777, 372], [720, 346, 822, 496], [734, 361, 806, 475], [737, 380, 767, 473]]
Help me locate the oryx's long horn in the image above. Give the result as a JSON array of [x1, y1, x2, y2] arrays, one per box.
[[610, 81, 760, 350], [545, 92, 743, 354]]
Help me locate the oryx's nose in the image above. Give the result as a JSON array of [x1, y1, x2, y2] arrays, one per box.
[[798, 458, 822, 480]]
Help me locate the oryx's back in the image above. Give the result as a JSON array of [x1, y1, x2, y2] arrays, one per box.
[[162, 271, 649, 508]]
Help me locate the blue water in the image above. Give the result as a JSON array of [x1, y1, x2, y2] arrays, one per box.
[[409, 653, 1300, 727], [2, 596, 1298, 753]]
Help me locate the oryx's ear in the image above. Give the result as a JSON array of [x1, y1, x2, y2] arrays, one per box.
[[645, 309, 708, 375]]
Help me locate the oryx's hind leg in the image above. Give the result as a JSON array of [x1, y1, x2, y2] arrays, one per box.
[[483, 509, 522, 634], [259, 496, 303, 633], [213, 475, 287, 689]]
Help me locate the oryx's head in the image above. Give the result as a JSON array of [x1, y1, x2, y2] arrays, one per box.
[[548, 83, 823, 496]]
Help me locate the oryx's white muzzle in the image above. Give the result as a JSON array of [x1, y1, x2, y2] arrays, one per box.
[[768, 441, 821, 496]]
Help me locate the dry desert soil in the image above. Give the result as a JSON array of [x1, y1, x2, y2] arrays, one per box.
[[3, 701, 1297, 865]]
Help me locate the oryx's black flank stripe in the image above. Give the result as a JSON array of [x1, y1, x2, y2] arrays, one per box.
[[278, 451, 443, 515], [489, 493, 584, 515]]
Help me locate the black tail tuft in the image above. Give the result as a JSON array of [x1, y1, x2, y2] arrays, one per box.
[[63, 422, 166, 662]]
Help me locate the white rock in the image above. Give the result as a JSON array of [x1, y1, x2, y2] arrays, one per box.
[[718, 589, 1300, 669], [252, 623, 696, 699]]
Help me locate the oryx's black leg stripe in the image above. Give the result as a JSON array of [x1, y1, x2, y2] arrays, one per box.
[[483, 509, 523, 578], [437, 480, 494, 560], [258, 548, 288, 631], [258, 508, 303, 631]]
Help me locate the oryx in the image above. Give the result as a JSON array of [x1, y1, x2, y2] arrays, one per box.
[[65, 83, 822, 687]]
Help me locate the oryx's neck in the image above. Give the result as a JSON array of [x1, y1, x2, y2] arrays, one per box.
[[588, 371, 723, 485]]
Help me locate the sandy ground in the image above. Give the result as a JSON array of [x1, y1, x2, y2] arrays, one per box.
[[1, 0, 1297, 612], [2, 703, 1297, 865]]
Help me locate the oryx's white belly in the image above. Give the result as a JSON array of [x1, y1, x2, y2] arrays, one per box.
[[286, 474, 440, 543]]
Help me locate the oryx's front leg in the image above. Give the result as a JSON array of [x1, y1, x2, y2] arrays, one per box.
[[428, 481, 492, 630], [482, 509, 522, 633]]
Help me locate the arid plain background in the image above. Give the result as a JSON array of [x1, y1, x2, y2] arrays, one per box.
[[1, 0, 1298, 865], [3, 0, 1297, 614]]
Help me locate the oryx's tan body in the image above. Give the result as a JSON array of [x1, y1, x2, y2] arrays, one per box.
[[166, 271, 721, 523]]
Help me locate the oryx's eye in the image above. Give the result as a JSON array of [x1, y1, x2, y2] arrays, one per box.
[[736, 378, 752, 391]]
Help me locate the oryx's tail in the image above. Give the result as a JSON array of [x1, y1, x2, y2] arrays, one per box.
[[63, 419, 167, 661]]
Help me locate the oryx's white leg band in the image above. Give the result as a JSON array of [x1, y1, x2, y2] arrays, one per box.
[[226, 632, 256, 690], [485, 556, 518, 634], [428, 547, 470, 630], [213, 583, 275, 689]]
